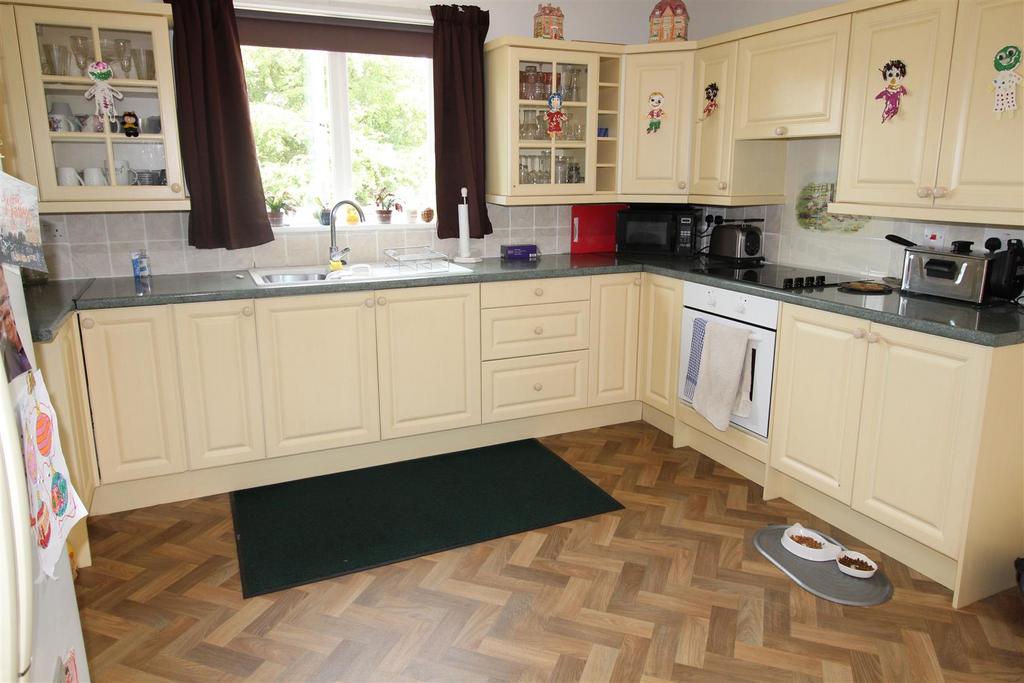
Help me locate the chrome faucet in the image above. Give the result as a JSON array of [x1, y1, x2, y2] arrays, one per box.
[[328, 200, 365, 262]]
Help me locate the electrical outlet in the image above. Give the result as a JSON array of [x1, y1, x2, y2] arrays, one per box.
[[923, 228, 946, 249], [983, 227, 1021, 250]]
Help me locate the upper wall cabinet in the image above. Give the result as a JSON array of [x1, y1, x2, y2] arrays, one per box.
[[835, 0, 1023, 224], [620, 50, 695, 194], [12, 5, 187, 212], [733, 16, 851, 139]]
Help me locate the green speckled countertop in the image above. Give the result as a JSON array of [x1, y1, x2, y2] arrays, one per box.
[[25, 254, 1024, 347]]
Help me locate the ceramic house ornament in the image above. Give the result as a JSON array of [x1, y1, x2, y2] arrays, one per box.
[[533, 4, 564, 40], [649, 0, 689, 43]]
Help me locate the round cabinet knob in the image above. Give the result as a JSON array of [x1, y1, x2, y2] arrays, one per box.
[[916, 187, 933, 198], [364, 298, 374, 308], [534, 288, 544, 297], [853, 328, 866, 339], [677, 181, 687, 190], [80, 318, 95, 329], [774, 126, 788, 136], [932, 186, 949, 199], [534, 326, 544, 335], [533, 383, 543, 392], [170, 182, 182, 193], [866, 332, 880, 344], [376, 296, 387, 306], [634, 278, 641, 286], [242, 306, 253, 317], [717, 181, 728, 191]]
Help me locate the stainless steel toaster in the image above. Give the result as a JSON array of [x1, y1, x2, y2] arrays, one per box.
[[900, 243, 994, 304], [708, 223, 763, 262]]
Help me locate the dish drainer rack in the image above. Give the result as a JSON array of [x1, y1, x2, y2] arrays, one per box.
[[382, 246, 452, 274]]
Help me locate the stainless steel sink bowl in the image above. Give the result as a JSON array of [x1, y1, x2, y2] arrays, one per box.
[[260, 272, 328, 284], [249, 262, 474, 287]]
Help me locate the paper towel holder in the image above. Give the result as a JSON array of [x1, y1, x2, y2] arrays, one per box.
[[453, 186, 482, 264]]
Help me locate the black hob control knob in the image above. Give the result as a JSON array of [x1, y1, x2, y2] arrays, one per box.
[[783, 278, 794, 289], [793, 277, 805, 288], [815, 275, 826, 286]]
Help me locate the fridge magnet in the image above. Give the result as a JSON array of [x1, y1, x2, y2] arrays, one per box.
[[533, 4, 564, 40], [83, 60, 123, 122], [546, 92, 567, 137], [648, 0, 689, 43], [0, 270, 31, 381], [699, 82, 719, 121], [121, 110, 140, 137], [0, 170, 46, 271], [992, 45, 1021, 118], [19, 370, 87, 577], [646, 92, 666, 134], [875, 59, 907, 123]]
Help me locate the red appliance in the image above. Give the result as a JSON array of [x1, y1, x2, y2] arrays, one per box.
[[570, 204, 627, 254]]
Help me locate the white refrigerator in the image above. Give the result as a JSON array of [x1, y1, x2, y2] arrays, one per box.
[[0, 264, 89, 683]]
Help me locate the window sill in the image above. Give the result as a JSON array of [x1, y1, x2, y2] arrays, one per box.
[[272, 221, 437, 233]]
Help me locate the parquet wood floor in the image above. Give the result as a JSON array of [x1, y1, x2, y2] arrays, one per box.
[[75, 421, 1023, 682]]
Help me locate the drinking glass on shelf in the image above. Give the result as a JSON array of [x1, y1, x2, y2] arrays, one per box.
[[115, 39, 133, 77], [69, 35, 93, 76], [132, 49, 156, 80], [522, 66, 538, 101], [40, 44, 70, 76]]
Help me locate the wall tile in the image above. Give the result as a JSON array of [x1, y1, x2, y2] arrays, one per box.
[[253, 238, 288, 268], [284, 234, 318, 266], [534, 205, 557, 227], [40, 215, 66, 243], [69, 243, 112, 277], [219, 248, 254, 271], [185, 245, 222, 273], [42, 244, 72, 280], [536, 228, 558, 256], [486, 203, 510, 229], [510, 227, 537, 245], [510, 206, 535, 228], [109, 241, 147, 276], [104, 212, 146, 242], [148, 240, 186, 275], [65, 214, 107, 244], [556, 205, 571, 227], [145, 212, 186, 241], [346, 232, 378, 263]]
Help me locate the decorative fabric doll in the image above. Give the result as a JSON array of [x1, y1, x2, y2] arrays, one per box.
[[546, 92, 567, 138], [700, 83, 719, 121], [992, 45, 1022, 118], [83, 61, 123, 123], [121, 111, 140, 137], [875, 59, 907, 124], [646, 92, 666, 134]]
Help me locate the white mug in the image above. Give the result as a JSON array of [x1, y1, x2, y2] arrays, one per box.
[[56, 167, 84, 186], [105, 160, 137, 186], [82, 167, 107, 186]]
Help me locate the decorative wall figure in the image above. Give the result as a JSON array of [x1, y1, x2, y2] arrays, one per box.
[[649, 0, 689, 43], [647, 92, 666, 133], [875, 59, 907, 123], [699, 82, 719, 121], [546, 92, 567, 138], [992, 45, 1022, 118], [83, 60, 123, 122]]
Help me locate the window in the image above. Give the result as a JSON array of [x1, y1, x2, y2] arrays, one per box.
[[241, 45, 434, 225]]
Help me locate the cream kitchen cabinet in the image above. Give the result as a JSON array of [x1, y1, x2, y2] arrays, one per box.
[[483, 350, 589, 423], [589, 273, 641, 406], [620, 50, 695, 194], [481, 301, 589, 361], [851, 323, 988, 557], [769, 305, 868, 504], [376, 283, 481, 439], [79, 306, 186, 483], [637, 273, 683, 416], [256, 292, 380, 458], [174, 300, 265, 469], [733, 15, 851, 139]]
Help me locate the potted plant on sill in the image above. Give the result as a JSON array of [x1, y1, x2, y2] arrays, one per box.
[[314, 197, 331, 226], [266, 192, 294, 227], [374, 188, 403, 225]]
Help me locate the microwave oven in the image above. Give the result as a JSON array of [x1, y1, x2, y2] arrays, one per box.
[[616, 205, 704, 256]]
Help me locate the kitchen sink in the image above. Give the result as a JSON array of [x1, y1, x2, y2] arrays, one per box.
[[249, 262, 474, 287]]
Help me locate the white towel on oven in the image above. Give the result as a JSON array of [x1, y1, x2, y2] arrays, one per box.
[[693, 321, 751, 431]]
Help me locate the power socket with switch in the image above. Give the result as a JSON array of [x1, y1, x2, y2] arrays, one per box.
[[924, 228, 946, 249]]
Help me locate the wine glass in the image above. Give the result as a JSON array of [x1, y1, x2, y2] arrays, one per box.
[[69, 35, 93, 76], [115, 39, 132, 77]]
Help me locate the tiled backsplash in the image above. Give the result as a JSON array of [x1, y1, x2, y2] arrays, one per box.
[[39, 204, 574, 280]]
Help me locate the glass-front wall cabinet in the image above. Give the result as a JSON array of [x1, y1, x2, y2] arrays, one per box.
[[511, 49, 597, 196], [15, 6, 185, 205]]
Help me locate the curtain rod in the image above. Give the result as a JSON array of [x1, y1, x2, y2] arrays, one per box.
[[234, 4, 433, 30]]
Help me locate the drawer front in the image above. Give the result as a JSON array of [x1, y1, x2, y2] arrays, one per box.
[[482, 301, 590, 360], [483, 351, 589, 422], [481, 277, 591, 308]]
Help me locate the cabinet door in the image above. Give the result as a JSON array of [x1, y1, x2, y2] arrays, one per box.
[[620, 51, 694, 194], [174, 300, 264, 470], [934, 0, 1024, 211], [769, 306, 868, 504], [852, 324, 987, 557], [836, 0, 958, 207], [690, 42, 738, 195], [589, 273, 641, 406], [256, 293, 379, 458], [637, 273, 683, 415], [376, 284, 481, 439], [509, 48, 599, 196], [79, 306, 186, 483], [15, 6, 185, 204], [734, 16, 851, 139], [0, 6, 37, 184]]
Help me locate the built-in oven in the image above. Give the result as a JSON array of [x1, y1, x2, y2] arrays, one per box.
[[677, 282, 778, 438]]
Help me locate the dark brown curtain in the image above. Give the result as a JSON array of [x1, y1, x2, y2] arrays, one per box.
[[431, 5, 492, 239], [236, 11, 432, 58], [166, 0, 273, 249]]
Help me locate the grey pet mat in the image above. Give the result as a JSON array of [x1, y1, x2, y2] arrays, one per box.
[[753, 524, 893, 607]]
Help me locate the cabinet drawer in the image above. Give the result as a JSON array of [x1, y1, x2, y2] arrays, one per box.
[[482, 301, 589, 360], [482, 351, 589, 422], [481, 277, 591, 308]]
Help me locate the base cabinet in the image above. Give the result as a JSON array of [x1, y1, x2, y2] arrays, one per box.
[[637, 273, 683, 416], [483, 350, 588, 422], [376, 283, 481, 439], [256, 293, 380, 458], [174, 300, 265, 469], [589, 273, 641, 406], [79, 306, 186, 483]]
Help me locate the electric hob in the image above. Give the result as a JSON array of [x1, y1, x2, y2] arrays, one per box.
[[693, 262, 860, 290]]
